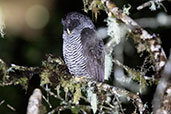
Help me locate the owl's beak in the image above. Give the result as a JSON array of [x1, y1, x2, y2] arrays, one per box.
[[67, 28, 71, 35]]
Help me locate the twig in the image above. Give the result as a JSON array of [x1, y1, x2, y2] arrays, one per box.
[[0, 100, 5, 106], [7, 104, 16, 111], [48, 105, 91, 114], [137, 0, 166, 11], [42, 86, 65, 102], [42, 95, 52, 108]]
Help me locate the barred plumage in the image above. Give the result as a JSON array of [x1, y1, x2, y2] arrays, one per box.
[[62, 12, 105, 82]]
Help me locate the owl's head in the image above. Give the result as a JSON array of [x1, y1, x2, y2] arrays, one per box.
[[62, 12, 95, 35]]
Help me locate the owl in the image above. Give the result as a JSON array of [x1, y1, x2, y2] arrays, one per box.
[[62, 12, 105, 82]]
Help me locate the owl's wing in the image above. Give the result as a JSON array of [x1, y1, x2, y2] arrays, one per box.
[[81, 27, 105, 82]]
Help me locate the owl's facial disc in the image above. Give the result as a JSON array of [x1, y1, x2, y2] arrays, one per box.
[[66, 19, 80, 35]]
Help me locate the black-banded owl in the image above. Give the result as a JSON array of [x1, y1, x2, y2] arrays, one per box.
[[62, 12, 105, 82]]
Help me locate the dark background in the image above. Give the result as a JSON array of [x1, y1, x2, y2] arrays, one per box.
[[0, 0, 170, 113]]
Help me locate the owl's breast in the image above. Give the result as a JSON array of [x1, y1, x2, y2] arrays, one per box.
[[63, 40, 89, 77]]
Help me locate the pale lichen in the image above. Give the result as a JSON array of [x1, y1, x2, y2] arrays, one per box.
[[87, 82, 98, 114], [105, 17, 128, 47]]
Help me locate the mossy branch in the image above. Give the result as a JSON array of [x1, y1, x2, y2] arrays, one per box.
[[0, 55, 146, 113], [83, 0, 167, 80]]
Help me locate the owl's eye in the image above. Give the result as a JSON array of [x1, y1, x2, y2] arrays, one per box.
[[68, 19, 80, 32]]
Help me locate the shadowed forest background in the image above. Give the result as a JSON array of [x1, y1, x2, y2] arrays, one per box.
[[0, 0, 171, 113]]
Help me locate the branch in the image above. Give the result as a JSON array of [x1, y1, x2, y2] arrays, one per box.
[[0, 58, 41, 89], [0, 55, 145, 113], [43, 75, 145, 114], [98, 0, 167, 79], [152, 50, 171, 113], [137, 0, 167, 11], [26, 88, 42, 114]]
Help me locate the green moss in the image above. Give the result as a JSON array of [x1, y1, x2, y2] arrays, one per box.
[[73, 84, 82, 104], [14, 77, 28, 90], [0, 59, 7, 81], [61, 78, 83, 104], [40, 70, 51, 86]]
